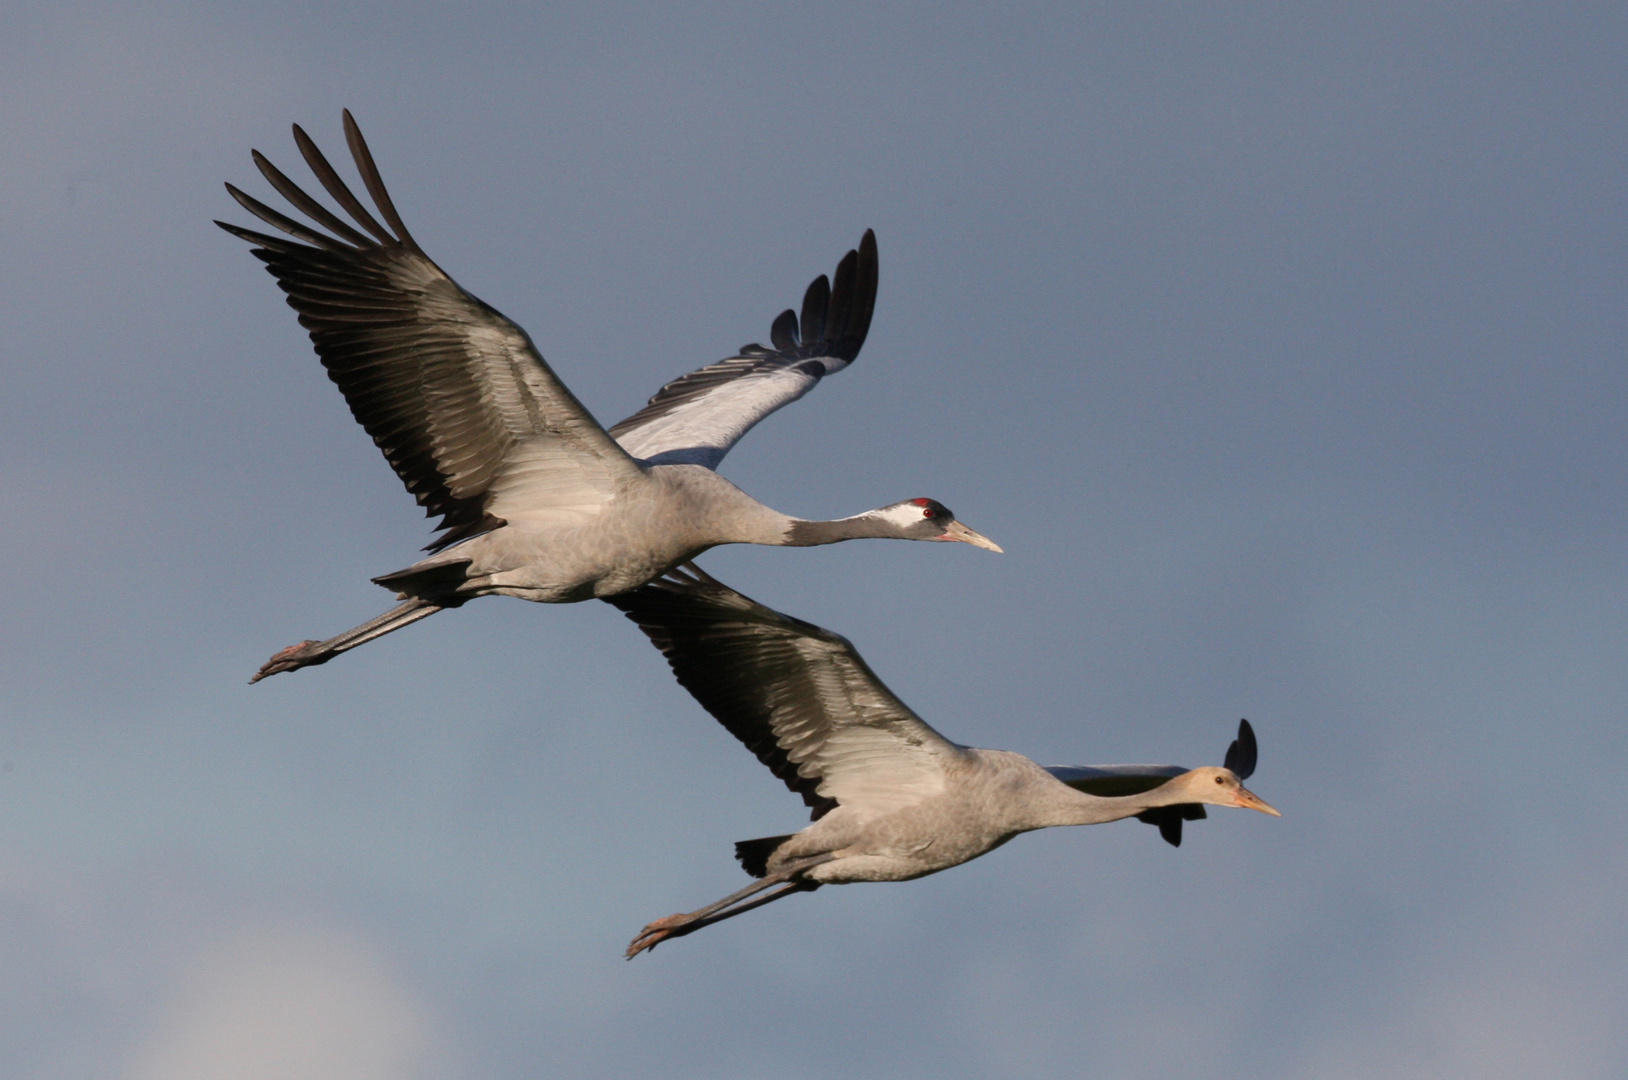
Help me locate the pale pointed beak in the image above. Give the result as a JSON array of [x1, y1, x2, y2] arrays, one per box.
[[936, 520, 1004, 553], [1233, 786, 1281, 817]]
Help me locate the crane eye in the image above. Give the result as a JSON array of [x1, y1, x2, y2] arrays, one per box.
[[1214, 775, 1225, 784], [923, 507, 934, 518]]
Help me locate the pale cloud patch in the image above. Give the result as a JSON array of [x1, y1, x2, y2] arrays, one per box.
[[126, 924, 453, 1080]]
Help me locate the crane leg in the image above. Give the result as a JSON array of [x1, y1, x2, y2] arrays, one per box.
[[626, 853, 833, 958], [250, 598, 444, 683]]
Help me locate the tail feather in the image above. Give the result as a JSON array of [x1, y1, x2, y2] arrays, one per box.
[[733, 834, 795, 878], [371, 559, 473, 602]]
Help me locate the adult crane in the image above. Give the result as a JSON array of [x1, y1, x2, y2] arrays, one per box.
[[607, 566, 1278, 957], [219, 112, 1000, 683]]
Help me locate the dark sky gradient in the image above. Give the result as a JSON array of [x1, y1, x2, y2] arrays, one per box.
[[2, 3, 1625, 1077]]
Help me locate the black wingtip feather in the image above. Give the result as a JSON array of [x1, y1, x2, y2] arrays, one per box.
[[251, 148, 375, 249], [800, 274, 830, 345], [222, 183, 351, 253], [770, 309, 799, 352], [343, 110, 420, 252], [1224, 719, 1257, 779], [292, 121, 396, 246], [763, 230, 879, 363], [846, 229, 878, 350], [820, 230, 877, 361], [214, 218, 290, 249]]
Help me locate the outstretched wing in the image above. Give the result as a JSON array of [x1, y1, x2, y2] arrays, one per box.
[[608, 231, 878, 469], [1044, 764, 1202, 847], [606, 564, 964, 820], [218, 111, 642, 551], [1046, 719, 1258, 848]]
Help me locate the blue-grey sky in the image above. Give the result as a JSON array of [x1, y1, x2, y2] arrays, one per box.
[[3, 3, 1625, 1077]]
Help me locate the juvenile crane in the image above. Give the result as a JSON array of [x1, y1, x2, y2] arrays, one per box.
[[608, 566, 1279, 957], [220, 112, 1000, 683]]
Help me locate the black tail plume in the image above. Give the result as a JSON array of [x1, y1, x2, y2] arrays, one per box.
[[733, 835, 794, 878]]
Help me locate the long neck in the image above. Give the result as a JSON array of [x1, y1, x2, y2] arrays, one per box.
[[655, 469, 802, 546], [781, 512, 897, 546], [1030, 774, 1199, 829], [698, 504, 889, 548]]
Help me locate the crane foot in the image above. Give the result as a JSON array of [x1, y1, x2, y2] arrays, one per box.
[[626, 913, 690, 958], [249, 640, 327, 683]]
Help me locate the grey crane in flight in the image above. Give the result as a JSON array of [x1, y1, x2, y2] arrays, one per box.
[[607, 566, 1279, 957], [219, 112, 1000, 683]]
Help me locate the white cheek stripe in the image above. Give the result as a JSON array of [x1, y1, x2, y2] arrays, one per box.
[[876, 502, 932, 529]]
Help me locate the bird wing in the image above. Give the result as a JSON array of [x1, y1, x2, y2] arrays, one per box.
[[1042, 764, 1188, 798], [607, 231, 878, 469], [1223, 719, 1257, 779], [1044, 765, 1201, 847], [218, 111, 643, 552], [606, 564, 964, 820]]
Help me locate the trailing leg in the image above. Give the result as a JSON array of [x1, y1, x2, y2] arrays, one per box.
[[250, 597, 444, 683], [626, 853, 833, 958]]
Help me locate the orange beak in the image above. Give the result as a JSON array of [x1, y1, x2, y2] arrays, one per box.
[[1233, 786, 1281, 816]]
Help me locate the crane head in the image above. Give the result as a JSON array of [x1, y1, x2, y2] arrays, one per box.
[[874, 498, 1003, 551], [1180, 766, 1280, 816], [1135, 719, 1279, 845]]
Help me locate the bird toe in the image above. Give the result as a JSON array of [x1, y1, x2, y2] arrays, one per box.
[[625, 913, 690, 958], [248, 640, 325, 683]]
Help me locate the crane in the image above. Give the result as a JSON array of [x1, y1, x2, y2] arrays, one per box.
[[218, 112, 1000, 683], [607, 565, 1278, 956]]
